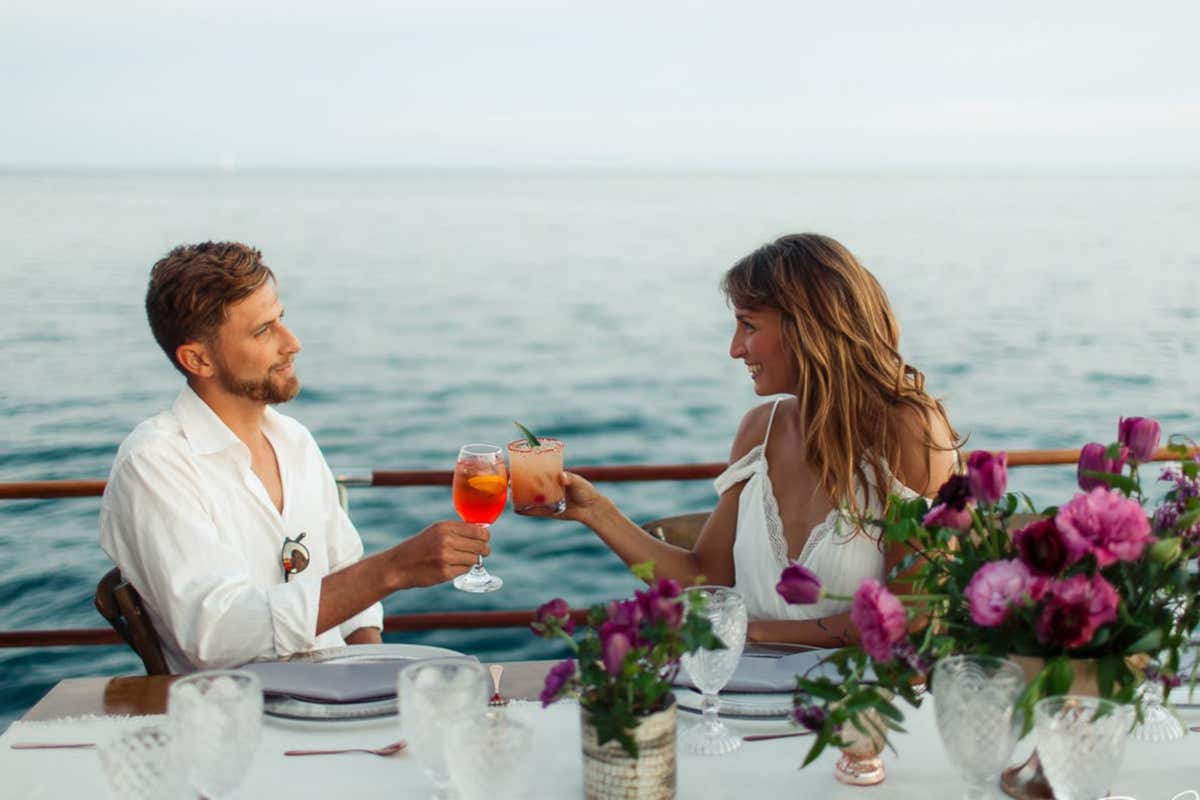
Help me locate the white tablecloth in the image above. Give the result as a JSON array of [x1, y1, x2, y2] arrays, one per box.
[[3, 699, 1198, 798]]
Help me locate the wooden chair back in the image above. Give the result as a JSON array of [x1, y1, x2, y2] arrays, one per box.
[[94, 567, 170, 676], [640, 511, 710, 550]]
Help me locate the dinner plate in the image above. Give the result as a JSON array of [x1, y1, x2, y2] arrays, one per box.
[[262, 643, 465, 722], [672, 688, 793, 720]]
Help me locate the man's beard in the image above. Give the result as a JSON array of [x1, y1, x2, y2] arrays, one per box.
[[214, 358, 300, 404]]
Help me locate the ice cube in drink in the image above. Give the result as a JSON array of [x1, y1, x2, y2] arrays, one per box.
[[507, 437, 566, 515]]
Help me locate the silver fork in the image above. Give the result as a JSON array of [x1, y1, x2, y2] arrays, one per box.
[[488, 664, 508, 706]]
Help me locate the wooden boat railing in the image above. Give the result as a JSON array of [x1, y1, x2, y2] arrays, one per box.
[[0, 447, 1194, 650]]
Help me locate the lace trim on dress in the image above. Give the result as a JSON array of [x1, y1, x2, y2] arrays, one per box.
[[759, 467, 790, 570]]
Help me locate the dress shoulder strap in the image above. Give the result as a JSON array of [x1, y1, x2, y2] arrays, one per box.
[[762, 398, 784, 447]]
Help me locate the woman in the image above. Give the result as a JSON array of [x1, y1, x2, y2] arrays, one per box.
[[551, 233, 959, 646]]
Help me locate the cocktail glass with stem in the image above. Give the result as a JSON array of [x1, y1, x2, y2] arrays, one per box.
[[507, 437, 565, 515], [678, 585, 748, 755], [399, 657, 490, 800], [452, 443, 507, 592], [932, 655, 1026, 799]]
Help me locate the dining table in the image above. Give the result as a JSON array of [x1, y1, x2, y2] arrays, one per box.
[[4, 659, 1199, 798]]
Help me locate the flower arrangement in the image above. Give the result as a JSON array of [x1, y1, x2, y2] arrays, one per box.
[[532, 563, 724, 757], [779, 416, 1200, 766]]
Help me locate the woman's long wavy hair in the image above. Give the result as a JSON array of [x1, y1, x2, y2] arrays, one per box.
[[722, 233, 959, 517]]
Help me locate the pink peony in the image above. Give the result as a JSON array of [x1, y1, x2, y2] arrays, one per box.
[[1034, 573, 1120, 650], [964, 559, 1034, 627], [850, 580, 908, 662], [922, 502, 973, 532], [1055, 487, 1156, 567], [776, 562, 823, 605]]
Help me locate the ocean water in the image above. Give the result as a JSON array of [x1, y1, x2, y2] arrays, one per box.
[[1, 169, 1198, 725]]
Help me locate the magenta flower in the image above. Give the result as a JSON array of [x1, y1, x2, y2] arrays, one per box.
[[776, 562, 823, 605], [541, 658, 575, 706], [934, 473, 972, 510], [600, 628, 632, 676], [792, 704, 827, 732], [635, 581, 685, 630], [922, 502, 973, 532], [1118, 416, 1162, 462], [1056, 487, 1155, 568], [1013, 517, 1078, 575], [1077, 442, 1130, 492], [850, 580, 908, 662], [1035, 573, 1120, 650], [964, 559, 1034, 627], [967, 451, 1007, 505], [530, 597, 575, 636]]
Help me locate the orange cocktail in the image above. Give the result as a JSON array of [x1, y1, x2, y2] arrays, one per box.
[[451, 443, 507, 593], [507, 437, 565, 515]]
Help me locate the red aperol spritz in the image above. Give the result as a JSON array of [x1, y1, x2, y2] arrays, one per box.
[[451, 443, 507, 592]]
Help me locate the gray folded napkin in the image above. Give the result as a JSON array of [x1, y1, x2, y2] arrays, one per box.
[[242, 661, 416, 704], [674, 649, 840, 693]]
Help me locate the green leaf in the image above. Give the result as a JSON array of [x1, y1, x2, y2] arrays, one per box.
[[1045, 657, 1075, 696], [1126, 629, 1164, 654], [630, 561, 656, 582], [513, 420, 541, 448], [1097, 654, 1118, 697]]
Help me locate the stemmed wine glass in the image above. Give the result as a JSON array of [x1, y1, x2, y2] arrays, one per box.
[[678, 585, 748, 755], [452, 443, 507, 593]]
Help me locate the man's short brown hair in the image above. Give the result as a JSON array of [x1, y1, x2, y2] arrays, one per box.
[[145, 242, 275, 375]]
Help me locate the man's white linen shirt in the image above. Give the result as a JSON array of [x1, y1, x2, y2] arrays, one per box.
[[100, 386, 383, 673]]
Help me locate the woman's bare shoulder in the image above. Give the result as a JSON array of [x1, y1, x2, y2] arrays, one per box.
[[894, 404, 958, 495], [729, 398, 793, 462]]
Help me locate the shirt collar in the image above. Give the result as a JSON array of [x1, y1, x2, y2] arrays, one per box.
[[172, 384, 301, 457], [171, 385, 248, 456]]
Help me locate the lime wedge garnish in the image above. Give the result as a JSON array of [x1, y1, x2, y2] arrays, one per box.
[[514, 420, 541, 449]]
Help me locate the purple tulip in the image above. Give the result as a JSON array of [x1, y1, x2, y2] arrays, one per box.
[[967, 451, 1007, 505], [530, 597, 575, 636], [1118, 416, 1162, 462], [776, 562, 823, 605], [601, 629, 632, 676], [1076, 442, 1129, 492], [540, 658, 575, 706]]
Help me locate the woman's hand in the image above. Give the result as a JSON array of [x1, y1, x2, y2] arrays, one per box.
[[518, 471, 610, 526]]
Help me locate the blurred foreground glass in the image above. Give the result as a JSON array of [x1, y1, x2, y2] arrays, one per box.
[[452, 443, 508, 592], [1034, 695, 1133, 800], [507, 438, 565, 515], [678, 586, 748, 755], [399, 657, 490, 799], [167, 670, 262, 800], [932, 655, 1025, 799], [1131, 675, 1186, 742], [97, 724, 184, 800], [445, 709, 534, 800]]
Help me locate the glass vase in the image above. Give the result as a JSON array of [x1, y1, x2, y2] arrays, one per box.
[[834, 707, 887, 786]]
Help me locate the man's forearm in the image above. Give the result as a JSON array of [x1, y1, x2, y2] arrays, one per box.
[[315, 548, 401, 636]]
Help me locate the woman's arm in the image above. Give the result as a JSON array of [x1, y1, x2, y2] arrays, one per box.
[[549, 403, 776, 586]]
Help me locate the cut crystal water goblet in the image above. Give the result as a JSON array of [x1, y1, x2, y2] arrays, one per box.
[[399, 656, 490, 799], [678, 585, 748, 755], [167, 669, 262, 800], [1034, 695, 1134, 800], [932, 655, 1026, 799]]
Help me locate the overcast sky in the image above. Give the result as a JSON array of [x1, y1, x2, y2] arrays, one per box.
[[3, 0, 1197, 170]]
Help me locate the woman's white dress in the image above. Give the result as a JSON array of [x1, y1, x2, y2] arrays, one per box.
[[715, 399, 919, 620]]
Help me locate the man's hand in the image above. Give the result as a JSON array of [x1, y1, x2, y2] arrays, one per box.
[[390, 520, 491, 588]]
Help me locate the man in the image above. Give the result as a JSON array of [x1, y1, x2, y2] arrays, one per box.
[[100, 241, 489, 672]]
